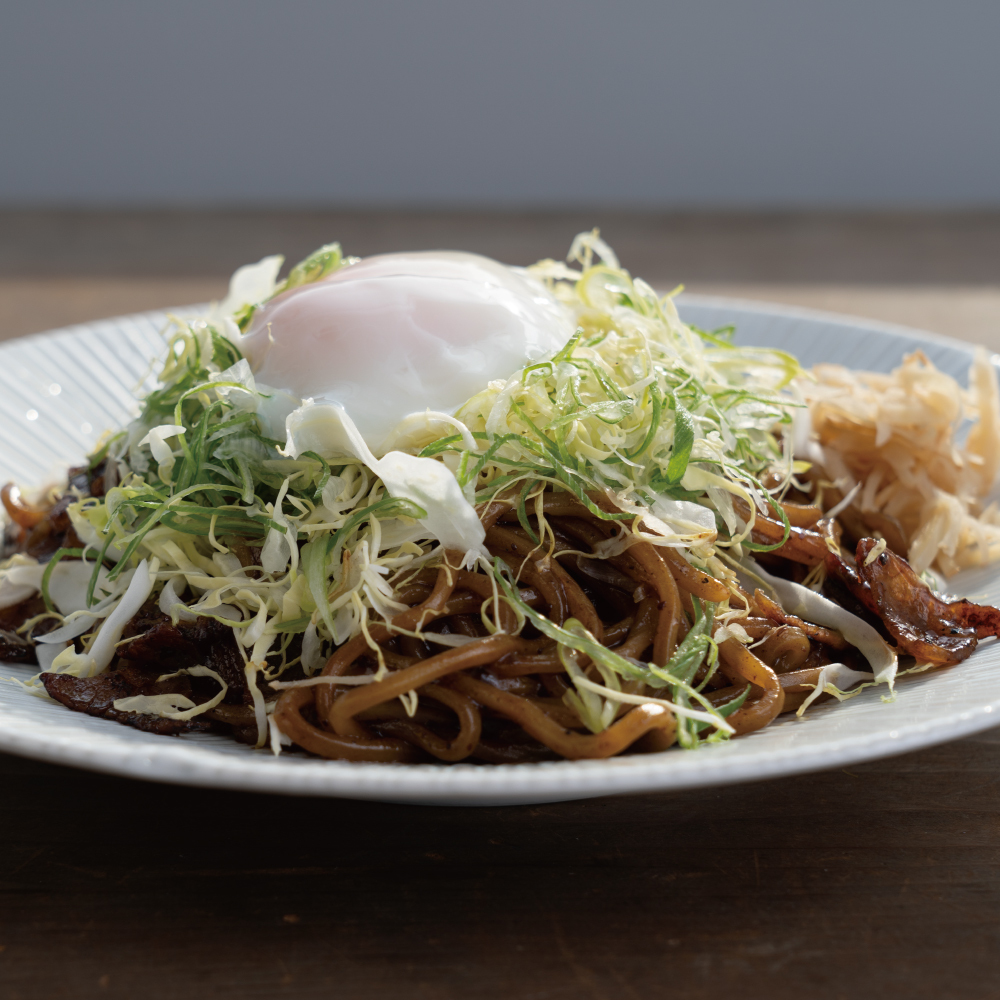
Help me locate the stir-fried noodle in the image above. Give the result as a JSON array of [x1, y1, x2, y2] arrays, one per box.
[[2, 233, 999, 763]]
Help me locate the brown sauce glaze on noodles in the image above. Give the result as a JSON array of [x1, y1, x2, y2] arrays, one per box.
[[260, 488, 997, 763], [5, 480, 1000, 763]]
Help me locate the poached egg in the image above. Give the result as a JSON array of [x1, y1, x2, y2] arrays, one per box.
[[240, 250, 573, 452]]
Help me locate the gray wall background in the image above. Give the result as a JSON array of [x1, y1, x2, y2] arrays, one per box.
[[2, 1, 998, 208]]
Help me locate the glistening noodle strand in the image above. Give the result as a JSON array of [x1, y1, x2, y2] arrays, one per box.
[[5, 230, 1000, 766]]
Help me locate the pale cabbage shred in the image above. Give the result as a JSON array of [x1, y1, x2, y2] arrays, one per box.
[[1, 233, 879, 752]]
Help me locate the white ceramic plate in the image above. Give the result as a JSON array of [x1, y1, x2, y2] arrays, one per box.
[[1, 297, 997, 806]]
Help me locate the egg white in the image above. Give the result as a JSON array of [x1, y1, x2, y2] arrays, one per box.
[[240, 250, 573, 452]]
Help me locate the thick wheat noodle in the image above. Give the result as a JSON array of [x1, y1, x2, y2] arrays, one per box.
[[312, 556, 463, 720], [329, 634, 528, 738], [614, 596, 659, 660], [496, 507, 635, 594], [395, 553, 464, 629], [534, 490, 646, 521], [454, 570, 519, 632], [674, 585, 696, 621], [603, 614, 635, 646], [479, 673, 538, 696], [486, 524, 604, 641], [562, 513, 686, 663], [447, 673, 677, 759], [514, 586, 545, 608], [536, 491, 731, 602], [779, 501, 824, 528], [705, 683, 750, 707], [554, 517, 657, 604], [553, 517, 664, 609], [439, 587, 547, 623], [490, 609, 631, 676], [556, 548, 637, 593], [491, 602, 651, 677], [709, 664, 829, 714], [435, 593, 487, 617], [657, 547, 730, 603], [549, 514, 685, 662], [374, 682, 482, 761], [732, 498, 828, 566], [736, 615, 836, 645], [583, 522, 686, 664], [776, 666, 827, 691], [310, 628, 390, 720], [490, 652, 564, 677], [780, 691, 818, 714], [735, 624, 771, 640], [754, 625, 812, 673], [534, 494, 599, 518], [716, 637, 786, 734], [274, 489, 832, 762], [376, 648, 420, 670], [525, 696, 583, 729], [354, 697, 455, 724], [630, 547, 685, 664], [490, 544, 570, 625], [476, 488, 522, 530], [705, 676, 806, 711], [524, 526, 638, 604], [494, 615, 632, 677], [752, 589, 849, 649], [445, 614, 483, 638], [590, 519, 696, 667], [737, 619, 790, 640], [392, 582, 434, 606], [273, 686, 421, 762], [550, 513, 612, 551], [396, 578, 543, 618], [540, 673, 570, 699], [487, 531, 654, 677]]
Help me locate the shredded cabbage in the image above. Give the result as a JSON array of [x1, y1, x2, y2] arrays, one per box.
[[0, 231, 917, 743], [113, 665, 228, 720], [449, 234, 802, 560], [737, 554, 897, 688]]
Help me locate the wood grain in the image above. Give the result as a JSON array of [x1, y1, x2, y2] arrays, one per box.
[[4, 209, 1000, 284], [0, 733, 998, 1000], [0, 278, 226, 344], [4, 278, 1000, 351]]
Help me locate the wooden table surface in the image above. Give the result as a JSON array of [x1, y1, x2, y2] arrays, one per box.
[[2, 211, 999, 999]]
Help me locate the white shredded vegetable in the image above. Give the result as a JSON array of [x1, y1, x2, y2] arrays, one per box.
[[113, 664, 228, 721], [1, 231, 987, 752], [739, 555, 897, 688]]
